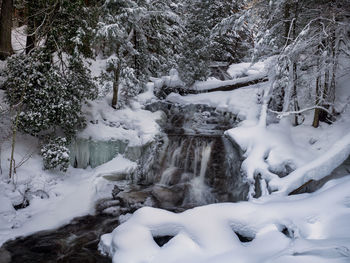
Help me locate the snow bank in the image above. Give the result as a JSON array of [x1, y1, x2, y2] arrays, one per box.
[[150, 68, 184, 90], [81, 84, 162, 146], [226, 121, 315, 197], [226, 107, 350, 196], [227, 60, 267, 79], [166, 84, 263, 121], [270, 133, 350, 194], [0, 147, 136, 246], [99, 176, 350, 263]]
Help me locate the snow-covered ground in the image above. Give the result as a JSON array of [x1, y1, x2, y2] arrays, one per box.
[[1, 45, 349, 263], [100, 176, 350, 263], [99, 59, 350, 262], [0, 133, 137, 245], [0, 79, 160, 245]]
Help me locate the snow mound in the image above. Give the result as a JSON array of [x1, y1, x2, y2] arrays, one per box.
[[227, 60, 267, 79], [226, 112, 350, 196], [99, 176, 350, 263], [150, 68, 185, 90]]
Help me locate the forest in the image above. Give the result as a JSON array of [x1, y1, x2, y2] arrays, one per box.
[[0, 0, 350, 262]]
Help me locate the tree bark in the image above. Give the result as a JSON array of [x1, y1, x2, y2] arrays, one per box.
[[292, 62, 300, 126], [0, 0, 13, 60], [112, 64, 120, 109], [312, 75, 321, 128], [25, 2, 35, 54]]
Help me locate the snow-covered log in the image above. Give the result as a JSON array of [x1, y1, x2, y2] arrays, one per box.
[[270, 133, 350, 195]]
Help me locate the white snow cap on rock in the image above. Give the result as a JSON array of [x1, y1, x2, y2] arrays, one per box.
[[99, 176, 350, 263]]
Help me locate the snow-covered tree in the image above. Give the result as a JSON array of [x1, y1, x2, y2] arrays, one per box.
[[177, 0, 212, 85], [96, 0, 183, 108], [5, 49, 97, 138], [18, 0, 98, 56]]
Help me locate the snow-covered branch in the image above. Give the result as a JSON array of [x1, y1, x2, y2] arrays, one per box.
[[269, 105, 332, 119]]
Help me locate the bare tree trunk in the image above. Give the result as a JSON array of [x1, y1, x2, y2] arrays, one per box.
[[8, 109, 20, 179], [328, 27, 337, 113], [292, 62, 300, 126], [112, 64, 120, 109], [318, 70, 330, 123], [0, 0, 13, 60], [0, 144, 2, 174], [25, 2, 35, 54], [133, 27, 139, 78], [312, 75, 321, 128]]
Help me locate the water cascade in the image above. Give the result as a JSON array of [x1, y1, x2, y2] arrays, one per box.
[[2, 101, 250, 262], [136, 102, 250, 208]]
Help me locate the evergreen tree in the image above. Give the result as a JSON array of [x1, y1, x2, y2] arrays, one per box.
[[5, 49, 97, 138], [96, 0, 183, 108], [20, 0, 98, 56], [178, 0, 211, 86], [179, 0, 247, 85]]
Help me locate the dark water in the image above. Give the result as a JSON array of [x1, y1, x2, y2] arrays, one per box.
[[1, 102, 248, 262], [2, 215, 117, 263]]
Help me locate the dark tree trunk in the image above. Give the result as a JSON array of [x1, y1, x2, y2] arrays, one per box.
[[292, 62, 300, 126], [25, 2, 35, 54], [0, 0, 13, 60], [26, 15, 35, 54], [112, 64, 120, 109], [312, 75, 321, 128]]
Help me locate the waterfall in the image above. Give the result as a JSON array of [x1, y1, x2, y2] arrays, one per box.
[[149, 133, 247, 207], [199, 142, 213, 180]]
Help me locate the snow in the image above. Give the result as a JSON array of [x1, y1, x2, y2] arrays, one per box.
[[189, 59, 270, 92], [270, 132, 350, 195], [166, 84, 263, 121], [81, 84, 162, 146], [227, 60, 267, 79], [191, 73, 267, 92], [99, 176, 350, 263], [0, 136, 137, 246], [11, 26, 26, 54], [150, 68, 184, 89]]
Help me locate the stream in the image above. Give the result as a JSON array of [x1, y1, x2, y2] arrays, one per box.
[[3, 101, 348, 262], [1, 101, 249, 262]]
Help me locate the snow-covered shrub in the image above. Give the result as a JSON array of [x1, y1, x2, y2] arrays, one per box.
[[118, 67, 142, 108], [41, 137, 70, 172], [5, 49, 97, 138]]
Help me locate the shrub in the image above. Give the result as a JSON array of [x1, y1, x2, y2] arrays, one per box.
[[41, 137, 70, 172]]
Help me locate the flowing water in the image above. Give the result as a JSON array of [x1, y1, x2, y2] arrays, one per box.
[[2, 102, 250, 262]]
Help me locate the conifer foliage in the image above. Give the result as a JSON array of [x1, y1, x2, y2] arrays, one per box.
[[96, 0, 183, 108], [5, 49, 97, 138], [41, 137, 70, 172]]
